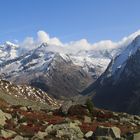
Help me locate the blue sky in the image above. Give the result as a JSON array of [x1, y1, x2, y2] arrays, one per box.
[[0, 0, 140, 43]]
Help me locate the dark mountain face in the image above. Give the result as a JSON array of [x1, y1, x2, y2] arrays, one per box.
[[28, 54, 93, 99], [82, 36, 140, 115]]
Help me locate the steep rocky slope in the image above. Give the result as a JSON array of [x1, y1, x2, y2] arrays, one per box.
[[82, 35, 140, 115], [0, 79, 59, 109]]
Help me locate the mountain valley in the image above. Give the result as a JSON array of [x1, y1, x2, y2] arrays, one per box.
[[0, 31, 140, 139]]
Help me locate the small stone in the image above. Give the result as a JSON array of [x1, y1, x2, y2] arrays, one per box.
[[131, 122, 137, 127], [133, 132, 140, 140], [22, 122, 27, 125], [111, 127, 121, 139], [94, 126, 121, 139], [134, 115, 140, 121], [95, 136, 113, 140], [113, 112, 118, 117], [45, 124, 53, 133], [109, 118, 118, 123], [56, 130, 64, 138], [60, 100, 73, 115], [43, 121, 49, 125], [0, 110, 12, 126], [73, 120, 82, 126], [84, 116, 92, 123], [33, 131, 47, 139], [20, 107, 28, 111], [12, 135, 24, 140], [93, 117, 97, 120], [1, 129, 16, 138], [64, 117, 71, 123], [85, 131, 93, 138], [47, 112, 53, 116]]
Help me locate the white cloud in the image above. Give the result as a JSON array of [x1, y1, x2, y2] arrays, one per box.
[[20, 30, 63, 51], [49, 37, 63, 46], [118, 29, 140, 47], [21, 37, 35, 49], [19, 29, 140, 55], [93, 40, 117, 50], [37, 30, 50, 43], [37, 30, 62, 46]]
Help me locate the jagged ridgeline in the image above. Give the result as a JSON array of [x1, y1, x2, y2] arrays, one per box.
[[0, 42, 111, 99], [82, 35, 140, 115]]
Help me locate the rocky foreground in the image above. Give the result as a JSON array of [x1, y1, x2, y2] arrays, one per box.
[[0, 99, 139, 140]]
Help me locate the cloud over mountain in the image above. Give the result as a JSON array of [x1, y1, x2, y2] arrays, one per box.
[[19, 29, 140, 55]]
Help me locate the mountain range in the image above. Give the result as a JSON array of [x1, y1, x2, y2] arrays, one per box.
[[1, 31, 140, 115], [0, 42, 111, 99]]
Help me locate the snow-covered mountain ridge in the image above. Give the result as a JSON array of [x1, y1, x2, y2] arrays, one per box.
[[1, 30, 140, 78], [1, 30, 140, 99], [82, 35, 140, 115], [0, 41, 112, 79], [1, 30, 140, 77]]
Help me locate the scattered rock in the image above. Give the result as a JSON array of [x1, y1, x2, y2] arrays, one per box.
[[43, 121, 49, 125], [133, 132, 140, 140], [20, 107, 28, 111], [47, 111, 53, 116], [1, 129, 16, 138], [0, 109, 12, 126], [45, 122, 84, 140], [68, 104, 89, 116], [73, 120, 82, 126], [45, 124, 53, 133], [12, 135, 24, 140], [64, 117, 71, 123], [95, 136, 113, 140], [60, 100, 73, 115], [134, 115, 140, 121], [32, 131, 47, 139], [84, 116, 92, 123], [85, 131, 93, 139], [120, 117, 130, 124], [111, 127, 121, 139], [94, 126, 121, 139]]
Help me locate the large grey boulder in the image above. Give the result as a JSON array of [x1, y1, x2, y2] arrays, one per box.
[[12, 135, 26, 140], [0, 129, 16, 138], [60, 100, 74, 115], [32, 131, 48, 140], [94, 126, 121, 139], [0, 109, 12, 126], [45, 122, 84, 140], [133, 132, 140, 140], [85, 131, 93, 139]]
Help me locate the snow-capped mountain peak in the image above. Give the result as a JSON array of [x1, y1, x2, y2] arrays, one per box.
[[0, 41, 19, 63], [111, 35, 140, 74], [4, 41, 18, 48]]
